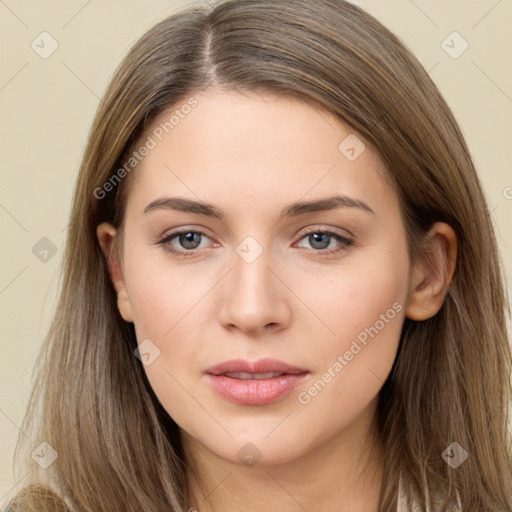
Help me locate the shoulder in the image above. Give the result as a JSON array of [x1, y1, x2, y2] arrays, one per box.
[[3, 484, 71, 512]]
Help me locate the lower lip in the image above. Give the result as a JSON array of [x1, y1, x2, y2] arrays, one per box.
[[206, 373, 309, 405]]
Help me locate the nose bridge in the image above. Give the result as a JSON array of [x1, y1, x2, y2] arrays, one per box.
[[233, 237, 273, 297], [217, 234, 291, 333]]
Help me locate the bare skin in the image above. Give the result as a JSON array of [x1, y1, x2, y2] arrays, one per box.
[[97, 89, 457, 511]]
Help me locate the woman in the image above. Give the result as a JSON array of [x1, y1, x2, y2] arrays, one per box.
[[6, 0, 512, 510]]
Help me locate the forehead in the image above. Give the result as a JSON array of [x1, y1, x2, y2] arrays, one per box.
[[124, 89, 397, 218]]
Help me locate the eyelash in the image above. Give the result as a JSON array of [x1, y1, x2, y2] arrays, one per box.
[[156, 228, 354, 258]]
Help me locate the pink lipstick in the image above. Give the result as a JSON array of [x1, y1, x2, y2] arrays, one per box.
[[204, 358, 309, 405]]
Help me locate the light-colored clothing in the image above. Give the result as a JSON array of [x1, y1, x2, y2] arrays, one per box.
[[397, 476, 462, 511]]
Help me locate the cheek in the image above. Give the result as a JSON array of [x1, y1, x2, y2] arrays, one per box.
[[122, 248, 211, 423], [121, 243, 219, 399], [293, 245, 409, 422], [296, 243, 409, 350], [122, 238, 208, 338]]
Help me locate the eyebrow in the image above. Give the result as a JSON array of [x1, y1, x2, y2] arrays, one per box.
[[143, 194, 375, 219]]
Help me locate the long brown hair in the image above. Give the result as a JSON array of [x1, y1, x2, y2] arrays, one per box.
[[6, 1, 512, 510]]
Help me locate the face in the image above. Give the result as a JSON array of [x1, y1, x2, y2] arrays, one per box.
[[102, 89, 413, 467]]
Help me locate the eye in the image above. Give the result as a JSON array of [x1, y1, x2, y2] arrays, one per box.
[[156, 229, 214, 257], [156, 227, 354, 258], [295, 229, 354, 256]]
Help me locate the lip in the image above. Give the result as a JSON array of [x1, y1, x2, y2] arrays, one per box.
[[205, 357, 308, 376], [204, 358, 309, 405]]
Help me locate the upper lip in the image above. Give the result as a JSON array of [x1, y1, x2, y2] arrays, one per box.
[[205, 358, 309, 376]]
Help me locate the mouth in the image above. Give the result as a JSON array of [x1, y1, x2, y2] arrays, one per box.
[[205, 357, 308, 376], [204, 358, 310, 405], [221, 371, 294, 380]]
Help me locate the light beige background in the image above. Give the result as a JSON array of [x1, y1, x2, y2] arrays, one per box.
[[1, 0, 511, 505]]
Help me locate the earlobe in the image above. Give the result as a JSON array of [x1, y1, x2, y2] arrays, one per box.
[[405, 222, 457, 321], [96, 222, 134, 323]]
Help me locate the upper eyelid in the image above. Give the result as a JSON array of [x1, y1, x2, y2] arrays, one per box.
[[295, 224, 354, 239], [158, 225, 213, 240]]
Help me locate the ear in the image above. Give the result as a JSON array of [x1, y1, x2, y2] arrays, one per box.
[[96, 222, 134, 323], [405, 222, 458, 321]]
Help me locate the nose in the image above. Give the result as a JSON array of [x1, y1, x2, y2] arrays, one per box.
[[218, 245, 292, 335]]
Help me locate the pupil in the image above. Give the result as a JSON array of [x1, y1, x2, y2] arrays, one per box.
[[180, 232, 200, 249], [311, 233, 329, 249]]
